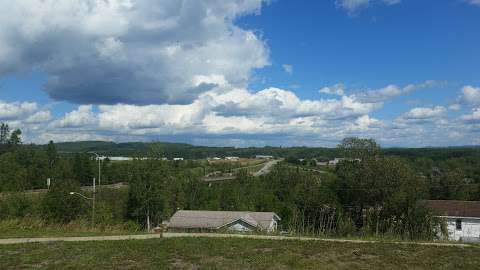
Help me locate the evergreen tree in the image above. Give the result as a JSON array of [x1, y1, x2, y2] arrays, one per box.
[[46, 140, 58, 169]]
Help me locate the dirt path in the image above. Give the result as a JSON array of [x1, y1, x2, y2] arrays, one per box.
[[0, 232, 476, 248]]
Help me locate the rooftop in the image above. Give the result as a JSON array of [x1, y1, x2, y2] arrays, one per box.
[[167, 210, 280, 230], [425, 200, 480, 218]]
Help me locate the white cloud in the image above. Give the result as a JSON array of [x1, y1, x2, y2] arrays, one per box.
[[335, 0, 370, 14], [352, 115, 382, 131], [449, 104, 461, 111], [7, 81, 480, 147], [25, 110, 52, 124], [461, 108, 480, 123], [458, 85, 480, 106], [355, 80, 436, 103], [0, 101, 37, 120], [0, 0, 269, 105], [335, 0, 400, 15], [401, 106, 446, 120], [53, 105, 98, 128], [282, 64, 293, 74], [468, 0, 480, 7], [319, 83, 345, 96]]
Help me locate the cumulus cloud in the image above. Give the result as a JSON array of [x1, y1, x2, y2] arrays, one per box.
[[461, 108, 480, 123], [0, 101, 37, 120], [457, 85, 480, 106], [7, 94, 479, 147], [319, 83, 345, 96], [401, 106, 446, 120], [335, 0, 400, 15], [0, 0, 269, 105], [352, 115, 382, 131], [25, 110, 52, 124], [282, 64, 293, 74], [4, 78, 457, 146], [52, 105, 98, 128]]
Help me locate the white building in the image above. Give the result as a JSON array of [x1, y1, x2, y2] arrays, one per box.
[[426, 200, 480, 242], [166, 210, 281, 233], [173, 157, 184, 161], [225, 156, 239, 161], [255, 155, 274, 159], [96, 156, 133, 161]]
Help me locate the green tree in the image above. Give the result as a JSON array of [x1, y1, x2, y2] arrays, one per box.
[[0, 123, 9, 144], [46, 140, 58, 169], [338, 137, 379, 160], [8, 129, 22, 146], [127, 157, 169, 230], [41, 179, 85, 223]]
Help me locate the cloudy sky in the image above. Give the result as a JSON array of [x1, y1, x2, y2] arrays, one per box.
[[1, 0, 479, 147]]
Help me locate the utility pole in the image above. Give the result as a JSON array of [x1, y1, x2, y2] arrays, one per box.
[[92, 152, 101, 186], [92, 177, 96, 227]]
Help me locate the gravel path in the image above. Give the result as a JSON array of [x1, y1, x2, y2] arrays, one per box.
[[0, 232, 476, 248]]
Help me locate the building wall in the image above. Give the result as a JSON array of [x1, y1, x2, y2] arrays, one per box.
[[228, 222, 253, 232], [268, 219, 278, 232], [444, 217, 480, 241]]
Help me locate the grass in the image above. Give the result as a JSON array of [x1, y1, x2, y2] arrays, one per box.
[[0, 237, 479, 269], [0, 218, 141, 238]]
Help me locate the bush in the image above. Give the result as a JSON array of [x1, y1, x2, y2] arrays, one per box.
[[0, 193, 39, 219], [41, 180, 87, 223]]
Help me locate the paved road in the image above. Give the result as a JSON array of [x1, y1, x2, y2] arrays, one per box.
[[0, 183, 128, 197], [252, 159, 282, 177], [0, 233, 476, 248]]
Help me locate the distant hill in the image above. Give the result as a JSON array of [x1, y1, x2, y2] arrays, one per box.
[[52, 141, 337, 159], [49, 140, 480, 160]]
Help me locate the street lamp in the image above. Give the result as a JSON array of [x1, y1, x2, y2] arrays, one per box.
[[91, 152, 102, 186], [69, 178, 96, 227]]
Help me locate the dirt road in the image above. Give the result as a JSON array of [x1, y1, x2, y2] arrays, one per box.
[[0, 232, 475, 248]]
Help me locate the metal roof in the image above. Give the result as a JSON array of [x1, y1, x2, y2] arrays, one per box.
[[425, 200, 480, 218]]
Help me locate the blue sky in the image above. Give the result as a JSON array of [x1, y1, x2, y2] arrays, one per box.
[[0, 0, 479, 147]]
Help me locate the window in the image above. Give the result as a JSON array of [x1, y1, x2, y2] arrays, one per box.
[[455, 219, 462, 230]]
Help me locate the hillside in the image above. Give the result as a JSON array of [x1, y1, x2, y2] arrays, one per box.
[[50, 140, 480, 161]]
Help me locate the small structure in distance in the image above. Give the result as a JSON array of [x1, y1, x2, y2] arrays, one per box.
[[255, 155, 274, 159], [165, 210, 281, 233]]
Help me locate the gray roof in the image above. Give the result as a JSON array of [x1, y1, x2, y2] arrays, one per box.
[[167, 210, 280, 230]]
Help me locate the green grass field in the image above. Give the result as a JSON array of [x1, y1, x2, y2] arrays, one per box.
[[1, 237, 479, 269]]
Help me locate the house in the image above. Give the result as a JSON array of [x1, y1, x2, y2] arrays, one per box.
[[166, 210, 281, 233], [225, 156, 239, 161], [327, 158, 361, 166], [425, 200, 480, 242], [330, 158, 344, 165], [173, 157, 184, 161]]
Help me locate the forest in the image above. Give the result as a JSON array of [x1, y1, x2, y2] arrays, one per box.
[[1, 123, 480, 240]]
